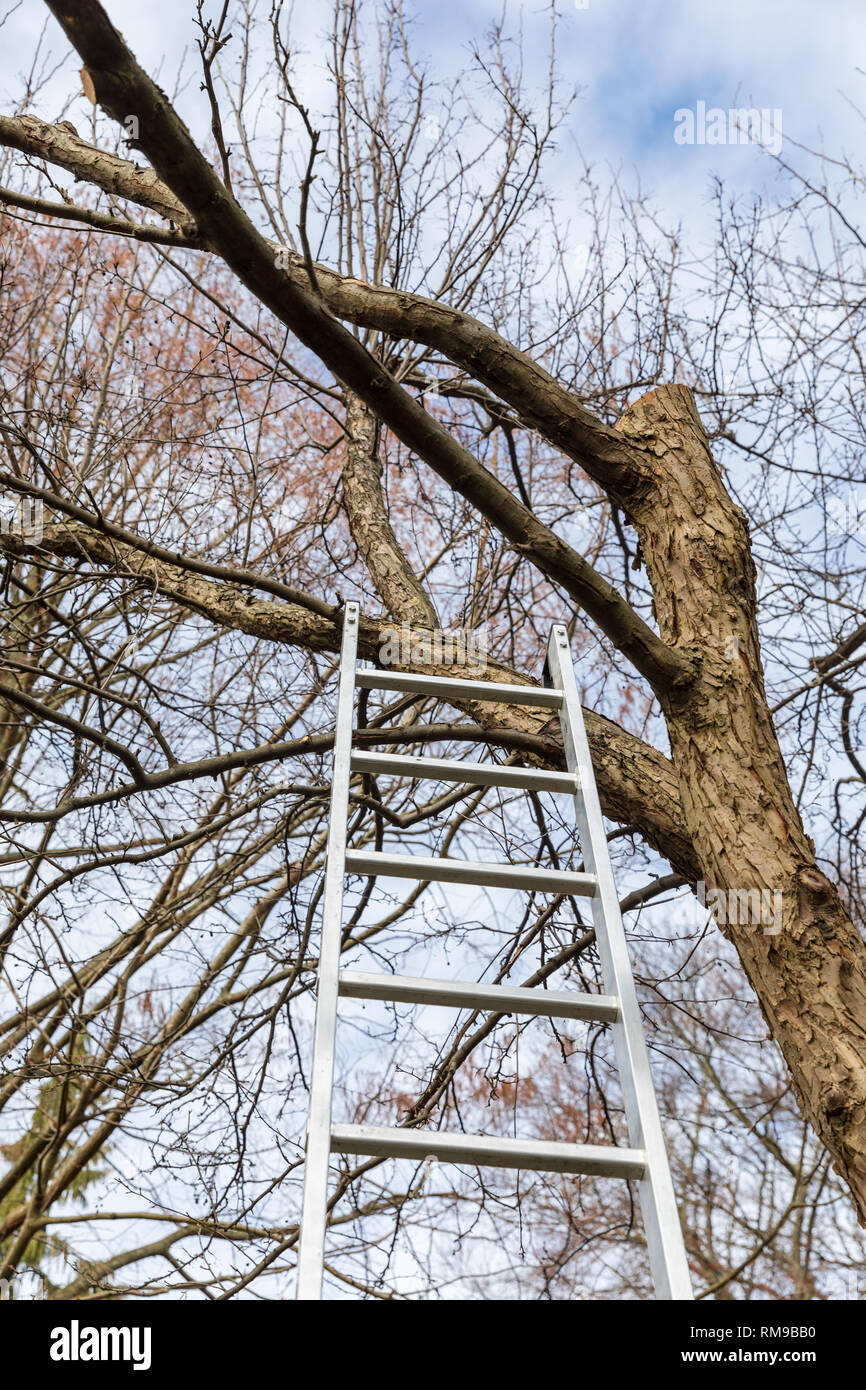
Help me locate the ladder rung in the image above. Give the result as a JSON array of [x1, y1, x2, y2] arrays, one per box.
[[350, 751, 577, 795], [330, 1123, 646, 1179], [338, 969, 619, 1022], [344, 849, 597, 897], [355, 668, 562, 709]]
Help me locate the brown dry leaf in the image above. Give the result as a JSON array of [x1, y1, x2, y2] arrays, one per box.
[[80, 67, 97, 105]]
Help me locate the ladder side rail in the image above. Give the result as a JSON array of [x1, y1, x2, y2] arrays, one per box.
[[295, 602, 361, 1300], [546, 624, 693, 1302]]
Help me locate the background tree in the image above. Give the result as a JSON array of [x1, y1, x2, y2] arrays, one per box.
[[0, 0, 863, 1298]]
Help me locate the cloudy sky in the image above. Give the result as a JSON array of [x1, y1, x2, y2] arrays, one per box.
[[3, 0, 864, 233]]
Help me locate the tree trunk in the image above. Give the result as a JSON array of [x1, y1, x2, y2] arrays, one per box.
[[619, 384, 866, 1222]]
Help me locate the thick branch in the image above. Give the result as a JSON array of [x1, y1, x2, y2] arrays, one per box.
[[0, 520, 697, 876], [31, 6, 693, 697], [0, 112, 195, 229], [0, 118, 646, 501], [341, 392, 438, 627]]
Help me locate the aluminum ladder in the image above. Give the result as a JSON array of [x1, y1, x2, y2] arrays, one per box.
[[295, 602, 692, 1300]]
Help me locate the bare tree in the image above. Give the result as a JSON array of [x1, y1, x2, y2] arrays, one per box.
[[0, 0, 863, 1298]]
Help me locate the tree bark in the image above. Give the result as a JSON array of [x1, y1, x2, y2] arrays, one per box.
[[0, 522, 698, 879], [619, 384, 866, 1222], [341, 392, 438, 628], [7, 0, 866, 1227]]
